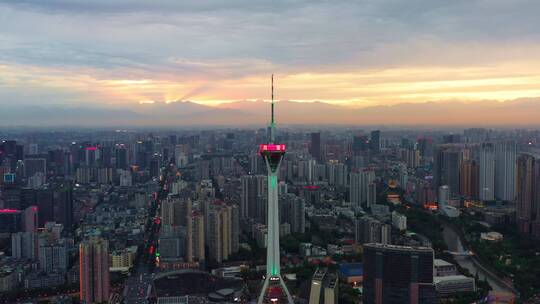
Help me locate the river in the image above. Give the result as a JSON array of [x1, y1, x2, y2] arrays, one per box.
[[441, 223, 517, 297]]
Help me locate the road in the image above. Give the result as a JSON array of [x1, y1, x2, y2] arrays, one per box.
[[123, 169, 170, 304]]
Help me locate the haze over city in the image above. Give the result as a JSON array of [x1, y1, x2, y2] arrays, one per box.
[[3, 2, 540, 304], [1, 1, 540, 126]]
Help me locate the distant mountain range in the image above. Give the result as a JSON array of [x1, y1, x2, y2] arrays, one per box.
[[0, 98, 539, 127]]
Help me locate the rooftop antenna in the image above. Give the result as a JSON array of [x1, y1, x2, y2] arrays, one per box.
[[270, 74, 276, 144]]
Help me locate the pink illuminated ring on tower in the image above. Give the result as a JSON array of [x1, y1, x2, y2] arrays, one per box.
[[259, 144, 286, 153]]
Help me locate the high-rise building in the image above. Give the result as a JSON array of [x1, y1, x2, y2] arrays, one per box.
[[370, 130, 381, 154], [24, 205, 38, 232], [354, 216, 391, 245], [257, 76, 293, 304], [516, 154, 540, 237], [438, 185, 450, 206], [309, 268, 326, 304], [479, 143, 495, 201], [206, 203, 238, 264], [349, 169, 376, 208], [240, 175, 267, 220], [280, 194, 306, 234], [11, 231, 37, 260], [159, 226, 187, 260], [367, 182, 377, 208], [0, 209, 23, 233], [36, 189, 54, 227], [460, 160, 479, 199], [495, 141, 517, 201], [39, 237, 68, 273], [191, 212, 205, 262], [231, 205, 240, 254], [363, 244, 437, 304], [308, 268, 338, 304], [310, 132, 322, 161], [353, 134, 370, 156], [24, 157, 47, 178], [417, 137, 433, 160], [434, 146, 461, 198], [53, 184, 73, 230], [80, 237, 110, 304], [115, 146, 128, 169]]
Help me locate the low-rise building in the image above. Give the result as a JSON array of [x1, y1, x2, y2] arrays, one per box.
[[480, 231, 503, 242], [433, 259, 457, 277], [434, 275, 475, 296]]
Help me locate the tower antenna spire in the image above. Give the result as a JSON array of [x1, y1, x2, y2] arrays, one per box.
[[270, 74, 276, 143], [271, 74, 274, 124]]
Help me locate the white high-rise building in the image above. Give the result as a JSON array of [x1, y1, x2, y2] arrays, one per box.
[[349, 169, 376, 208], [479, 143, 495, 201], [495, 141, 517, 201], [438, 185, 450, 205]]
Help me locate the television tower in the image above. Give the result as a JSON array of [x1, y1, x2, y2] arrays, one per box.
[[257, 75, 294, 304]]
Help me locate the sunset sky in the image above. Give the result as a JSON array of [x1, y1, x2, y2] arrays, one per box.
[[1, 0, 540, 110]]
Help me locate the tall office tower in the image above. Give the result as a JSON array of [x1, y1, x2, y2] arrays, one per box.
[[417, 137, 434, 160], [353, 134, 370, 156], [258, 75, 293, 304], [80, 237, 110, 304], [191, 212, 205, 262], [36, 189, 54, 227], [495, 141, 517, 201], [354, 216, 391, 244], [150, 155, 160, 178], [310, 132, 322, 162], [53, 184, 74, 230], [99, 146, 113, 167], [240, 174, 267, 220], [39, 237, 68, 273], [115, 145, 128, 169], [11, 231, 37, 260], [24, 157, 47, 178], [24, 206, 38, 232], [434, 146, 461, 198], [349, 169, 376, 208], [516, 154, 540, 237], [460, 160, 479, 199], [370, 130, 381, 154], [479, 143, 496, 201], [363, 244, 437, 304]]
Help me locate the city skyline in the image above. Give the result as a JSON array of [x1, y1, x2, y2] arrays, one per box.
[[1, 1, 540, 126]]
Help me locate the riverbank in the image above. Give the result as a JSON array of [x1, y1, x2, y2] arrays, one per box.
[[441, 222, 518, 297]]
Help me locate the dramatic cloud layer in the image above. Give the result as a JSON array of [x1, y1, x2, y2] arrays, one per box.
[[1, 0, 539, 123]]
